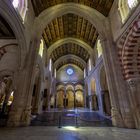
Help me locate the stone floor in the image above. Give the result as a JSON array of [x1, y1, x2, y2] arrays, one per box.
[[31, 109, 112, 127], [0, 126, 140, 140]]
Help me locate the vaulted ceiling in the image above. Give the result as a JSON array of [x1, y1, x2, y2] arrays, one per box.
[[0, 15, 15, 38], [31, 0, 114, 71], [43, 14, 98, 48], [51, 43, 90, 62], [31, 0, 114, 17]]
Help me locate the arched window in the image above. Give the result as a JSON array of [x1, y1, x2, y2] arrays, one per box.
[[39, 39, 44, 57], [119, 0, 138, 23], [97, 39, 102, 58], [12, 0, 28, 21], [128, 0, 138, 9]]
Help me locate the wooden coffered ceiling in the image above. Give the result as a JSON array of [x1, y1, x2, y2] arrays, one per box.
[[56, 59, 84, 70], [51, 43, 90, 63], [43, 14, 98, 48], [0, 15, 15, 38], [31, 0, 114, 17]]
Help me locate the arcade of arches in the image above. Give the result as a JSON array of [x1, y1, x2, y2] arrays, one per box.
[[0, 0, 140, 131]]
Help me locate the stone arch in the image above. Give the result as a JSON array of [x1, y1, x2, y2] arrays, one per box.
[[47, 37, 93, 59], [75, 84, 84, 108], [33, 3, 106, 39], [0, 1, 27, 68], [57, 84, 65, 91], [56, 84, 65, 108], [54, 55, 86, 70], [75, 84, 83, 91], [66, 84, 74, 91], [119, 18, 140, 80]]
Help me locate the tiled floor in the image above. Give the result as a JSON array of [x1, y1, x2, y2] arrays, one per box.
[[0, 126, 140, 140]]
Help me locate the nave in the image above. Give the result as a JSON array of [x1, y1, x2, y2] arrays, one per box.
[[0, 0, 140, 133]]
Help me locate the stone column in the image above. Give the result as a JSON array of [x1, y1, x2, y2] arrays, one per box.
[[100, 19, 135, 128], [7, 38, 40, 126], [1, 78, 12, 114], [47, 76, 52, 110], [32, 76, 42, 114], [87, 80, 92, 111], [83, 84, 87, 108], [127, 79, 140, 129], [53, 80, 57, 109], [96, 72, 104, 114], [64, 86, 66, 109], [74, 86, 76, 109]]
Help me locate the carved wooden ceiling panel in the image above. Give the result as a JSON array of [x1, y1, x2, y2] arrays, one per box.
[[51, 43, 90, 62], [56, 59, 84, 70], [43, 14, 98, 48], [31, 0, 114, 17], [0, 15, 15, 38]]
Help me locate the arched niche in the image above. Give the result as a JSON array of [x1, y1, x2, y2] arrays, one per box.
[[75, 84, 83, 91], [75, 90, 84, 108], [66, 84, 74, 91]]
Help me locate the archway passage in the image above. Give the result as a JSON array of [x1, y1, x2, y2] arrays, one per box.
[[0, 14, 19, 126]]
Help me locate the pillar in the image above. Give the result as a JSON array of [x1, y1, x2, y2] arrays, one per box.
[[32, 75, 42, 114], [7, 38, 40, 126], [127, 79, 140, 129], [100, 19, 135, 128]]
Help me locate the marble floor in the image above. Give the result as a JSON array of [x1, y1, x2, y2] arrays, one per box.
[[0, 126, 140, 140]]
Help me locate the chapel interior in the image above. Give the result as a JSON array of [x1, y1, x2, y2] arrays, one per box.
[[0, 0, 140, 131]]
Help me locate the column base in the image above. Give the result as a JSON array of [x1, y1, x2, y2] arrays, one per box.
[[111, 108, 136, 128], [111, 108, 125, 128], [7, 108, 31, 127]]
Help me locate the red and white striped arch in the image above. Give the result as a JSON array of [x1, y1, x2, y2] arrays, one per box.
[[118, 16, 140, 80]]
